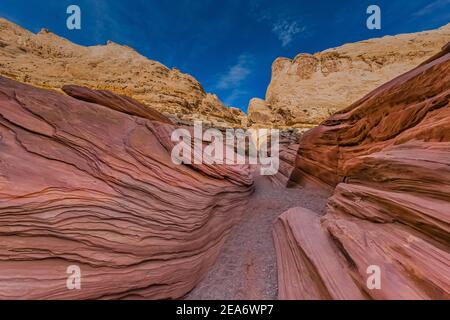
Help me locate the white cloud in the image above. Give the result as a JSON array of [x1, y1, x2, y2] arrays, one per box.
[[272, 20, 306, 47], [414, 0, 450, 16], [216, 54, 252, 90], [250, 3, 307, 47]]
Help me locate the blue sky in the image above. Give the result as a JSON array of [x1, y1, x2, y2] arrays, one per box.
[[1, 0, 449, 112]]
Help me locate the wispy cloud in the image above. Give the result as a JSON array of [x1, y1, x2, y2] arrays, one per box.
[[414, 0, 450, 16], [215, 54, 254, 106], [251, 2, 307, 47], [216, 54, 252, 90], [272, 20, 306, 47], [224, 89, 248, 106]]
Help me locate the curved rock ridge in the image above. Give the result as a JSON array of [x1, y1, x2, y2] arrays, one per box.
[[0, 76, 253, 299], [61, 85, 173, 124], [268, 130, 301, 187], [273, 207, 366, 300], [291, 42, 450, 188], [274, 44, 450, 299], [0, 18, 245, 128], [249, 23, 450, 129]]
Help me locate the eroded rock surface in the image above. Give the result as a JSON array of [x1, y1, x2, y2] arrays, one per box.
[[0, 18, 245, 128], [273, 207, 365, 300], [249, 23, 450, 129], [0, 76, 253, 299], [268, 130, 301, 187], [274, 44, 450, 300]]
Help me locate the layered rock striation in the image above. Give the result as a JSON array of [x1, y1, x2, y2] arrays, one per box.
[[0, 76, 253, 299], [274, 43, 450, 299], [0, 18, 245, 128], [249, 23, 450, 129]]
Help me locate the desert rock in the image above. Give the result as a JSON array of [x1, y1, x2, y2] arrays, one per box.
[[0, 76, 253, 299], [273, 207, 365, 300], [249, 23, 450, 129], [0, 18, 245, 128], [274, 43, 450, 299]]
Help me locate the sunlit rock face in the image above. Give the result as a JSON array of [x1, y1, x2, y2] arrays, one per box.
[[274, 44, 450, 300], [248, 23, 450, 129], [0, 18, 245, 128], [0, 77, 253, 299]]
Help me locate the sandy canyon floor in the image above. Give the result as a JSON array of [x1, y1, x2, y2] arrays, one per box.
[[186, 175, 331, 300]]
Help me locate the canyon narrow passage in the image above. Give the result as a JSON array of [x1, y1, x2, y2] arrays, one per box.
[[185, 175, 330, 300]]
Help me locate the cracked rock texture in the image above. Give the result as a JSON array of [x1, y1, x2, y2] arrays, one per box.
[[0, 18, 245, 128], [274, 43, 450, 300], [0, 76, 253, 299], [249, 23, 450, 129]]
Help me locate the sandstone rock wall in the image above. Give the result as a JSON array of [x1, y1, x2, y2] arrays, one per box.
[[274, 44, 450, 300], [0, 76, 253, 299], [268, 130, 301, 187], [0, 18, 245, 128], [273, 207, 366, 300], [250, 23, 450, 129]]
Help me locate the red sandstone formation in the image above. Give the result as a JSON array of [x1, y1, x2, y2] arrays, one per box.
[[274, 44, 450, 300], [269, 131, 300, 187], [1, 16, 449, 300], [273, 207, 365, 300], [0, 77, 253, 299], [61, 85, 172, 124]]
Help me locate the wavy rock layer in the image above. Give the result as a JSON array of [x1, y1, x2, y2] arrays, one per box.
[[274, 44, 450, 299], [273, 207, 366, 300], [249, 23, 450, 129], [268, 131, 300, 187], [0, 18, 244, 127], [0, 77, 253, 299]]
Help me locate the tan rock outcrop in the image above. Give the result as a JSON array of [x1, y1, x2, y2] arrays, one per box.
[[250, 23, 450, 129], [0, 76, 253, 299], [0, 18, 245, 128], [274, 44, 450, 299], [247, 98, 274, 126]]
